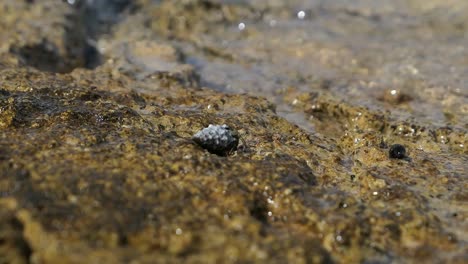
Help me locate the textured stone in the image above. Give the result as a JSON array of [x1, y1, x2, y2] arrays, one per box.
[[0, 0, 466, 263]]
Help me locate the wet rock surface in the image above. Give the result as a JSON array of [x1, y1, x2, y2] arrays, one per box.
[[0, 0, 466, 263]]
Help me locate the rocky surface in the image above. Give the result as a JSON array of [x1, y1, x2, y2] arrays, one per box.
[[0, 0, 466, 263]]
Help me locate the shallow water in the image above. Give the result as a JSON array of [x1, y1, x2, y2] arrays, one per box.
[[173, 0, 468, 130]]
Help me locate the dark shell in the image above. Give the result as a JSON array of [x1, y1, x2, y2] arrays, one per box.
[[192, 124, 239, 156], [389, 144, 407, 159]]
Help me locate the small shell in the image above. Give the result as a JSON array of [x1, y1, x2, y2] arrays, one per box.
[[389, 144, 407, 159], [192, 124, 239, 156]]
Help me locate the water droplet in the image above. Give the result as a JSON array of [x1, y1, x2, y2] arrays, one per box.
[[297, 11, 306, 20], [267, 197, 275, 204]]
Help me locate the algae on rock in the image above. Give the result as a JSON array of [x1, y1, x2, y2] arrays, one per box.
[[0, 0, 466, 263]]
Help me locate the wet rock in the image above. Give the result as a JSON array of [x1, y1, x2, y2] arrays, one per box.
[[0, 0, 466, 263], [0, 206, 32, 264], [0, 0, 89, 72]]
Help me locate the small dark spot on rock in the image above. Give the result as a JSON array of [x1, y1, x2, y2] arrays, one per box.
[[389, 144, 407, 159], [379, 140, 387, 149], [249, 194, 269, 225]]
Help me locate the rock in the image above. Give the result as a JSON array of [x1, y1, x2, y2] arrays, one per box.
[[0, 0, 466, 263]]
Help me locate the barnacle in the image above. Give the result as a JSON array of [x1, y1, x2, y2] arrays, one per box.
[[192, 124, 239, 156]]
